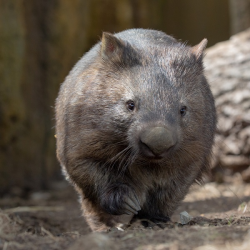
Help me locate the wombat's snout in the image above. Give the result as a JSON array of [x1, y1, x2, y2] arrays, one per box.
[[139, 127, 176, 158]]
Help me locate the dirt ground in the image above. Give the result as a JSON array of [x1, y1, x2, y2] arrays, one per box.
[[1, 174, 250, 250]]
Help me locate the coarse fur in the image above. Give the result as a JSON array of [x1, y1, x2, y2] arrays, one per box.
[[55, 29, 216, 232]]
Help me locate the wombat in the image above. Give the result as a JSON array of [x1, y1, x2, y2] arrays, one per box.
[[55, 29, 216, 232]]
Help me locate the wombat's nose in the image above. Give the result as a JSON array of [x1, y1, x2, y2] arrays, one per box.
[[140, 127, 175, 157]]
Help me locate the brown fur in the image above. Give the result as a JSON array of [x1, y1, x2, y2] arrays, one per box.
[[55, 29, 216, 231]]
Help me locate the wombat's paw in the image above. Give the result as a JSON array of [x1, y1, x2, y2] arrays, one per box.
[[100, 184, 141, 215]]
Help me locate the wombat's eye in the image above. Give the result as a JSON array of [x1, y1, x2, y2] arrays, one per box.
[[180, 106, 187, 116], [126, 100, 135, 111]]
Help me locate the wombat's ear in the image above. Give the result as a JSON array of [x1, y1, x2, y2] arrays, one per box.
[[191, 39, 208, 59], [101, 32, 125, 62]]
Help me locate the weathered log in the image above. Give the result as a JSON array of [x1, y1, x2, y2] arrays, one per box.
[[205, 28, 250, 181]]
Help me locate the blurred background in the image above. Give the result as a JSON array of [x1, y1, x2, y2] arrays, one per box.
[[0, 0, 250, 196]]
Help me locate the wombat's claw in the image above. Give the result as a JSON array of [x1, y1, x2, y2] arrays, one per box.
[[131, 192, 141, 211], [123, 203, 137, 215], [123, 196, 141, 215]]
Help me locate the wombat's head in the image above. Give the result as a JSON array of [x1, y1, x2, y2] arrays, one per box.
[[71, 31, 216, 174]]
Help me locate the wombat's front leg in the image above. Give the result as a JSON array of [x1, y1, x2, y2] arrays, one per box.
[[79, 183, 141, 232], [67, 161, 141, 231]]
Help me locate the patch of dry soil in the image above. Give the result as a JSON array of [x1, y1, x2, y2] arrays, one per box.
[[1, 175, 250, 250]]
